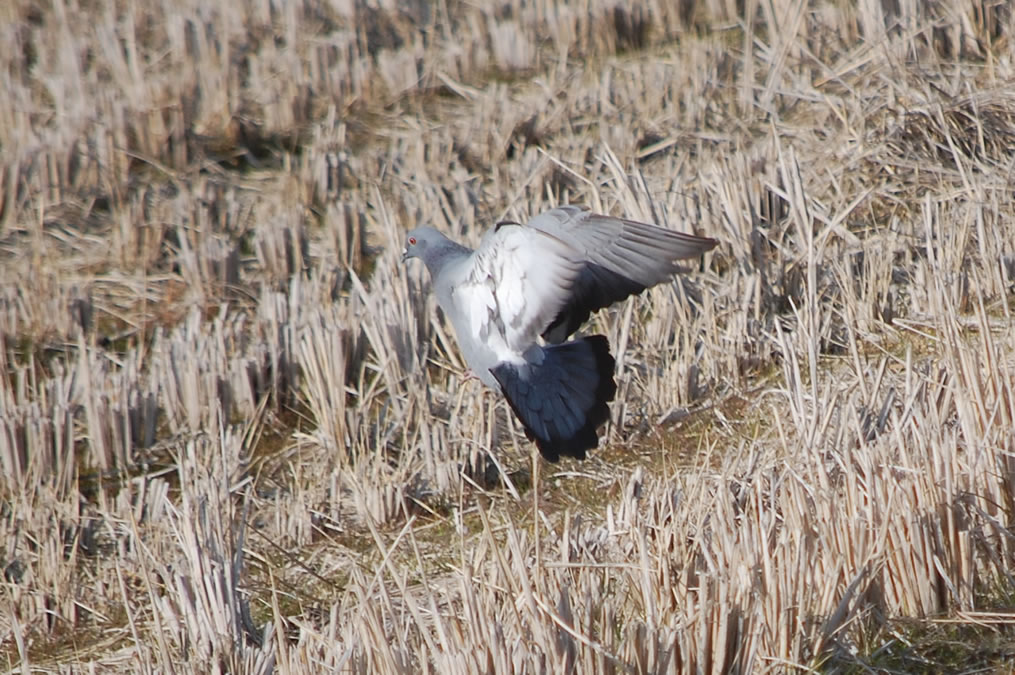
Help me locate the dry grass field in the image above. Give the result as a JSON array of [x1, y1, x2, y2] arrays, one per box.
[[3, 0, 1015, 671]]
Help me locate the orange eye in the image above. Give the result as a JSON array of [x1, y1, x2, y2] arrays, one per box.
[[408, 237, 417, 245]]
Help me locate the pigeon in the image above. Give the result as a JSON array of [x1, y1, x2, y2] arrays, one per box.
[[403, 205, 717, 462]]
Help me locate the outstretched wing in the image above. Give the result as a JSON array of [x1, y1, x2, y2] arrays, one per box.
[[526, 206, 718, 343]]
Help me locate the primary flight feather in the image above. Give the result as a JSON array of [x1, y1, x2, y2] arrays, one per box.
[[403, 205, 717, 462]]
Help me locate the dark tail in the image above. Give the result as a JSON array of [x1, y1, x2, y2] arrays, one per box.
[[490, 335, 617, 462]]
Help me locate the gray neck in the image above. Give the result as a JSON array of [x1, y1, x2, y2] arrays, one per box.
[[423, 236, 471, 276]]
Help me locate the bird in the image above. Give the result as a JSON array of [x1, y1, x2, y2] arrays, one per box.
[[402, 205, 717, 462]]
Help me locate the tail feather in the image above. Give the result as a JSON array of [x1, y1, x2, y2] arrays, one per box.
[[490, 335, 617, 462]]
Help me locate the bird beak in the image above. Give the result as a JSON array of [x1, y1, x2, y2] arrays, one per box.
[[401, 249, 409, 263]]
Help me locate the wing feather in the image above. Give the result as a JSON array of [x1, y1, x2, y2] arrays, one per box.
[[528, 206, 718, 343]]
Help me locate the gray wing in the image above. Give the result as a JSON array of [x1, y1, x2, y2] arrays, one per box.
[[525, 206, 718, 343]]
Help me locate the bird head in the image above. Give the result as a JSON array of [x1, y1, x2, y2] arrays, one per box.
[[401, 226, 444, 265]]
